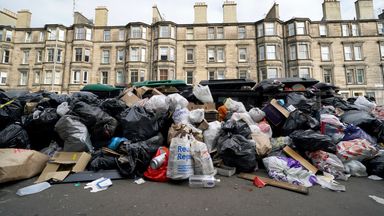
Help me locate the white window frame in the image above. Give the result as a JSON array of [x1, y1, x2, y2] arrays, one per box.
[[346, 69, 354, 84], [140, 70, 145, 82], [208, 27, 215, 39], [217, 47, 224, 62], [19, 71, 28, 86], [142, 27, 147, 39], [289, 44, 296, 60], [0, 72, 7, 85], [56, 49, 62, 63], [117, 49, 125, 62], [39, 31, 44, 42], [141, 48, 146, 62], [216, 27, 224, 39], [342, 24, 349, 36], [288, 23, 294, 36], [267, 68, 278, 79], [160, 26, 170, 38], [84, 49, 90, 62], [265, 23, 275, 36], [131, 27, 141, 38], [159, 47, 168, 61], [101, 71, 108, 84], [217, 69, 225, 80], [54, 70, 61, 85], [47, 48, 54, 62], [5, 30, 12, 42], [186, 48, 194, 62], [130, 47, 139, 61], [2, 50, 10, 63], [169, 48, 175, 61], [356, 68, 365, 84], [75, 27, 85, 40], [71, 70, 81, 84], [83, 71, 88, 84], [239, 48, 247, 62], [159, 69, 168, 81], [186, 28, 194, 40], [259, 46, 265, 61], [321, 45, 330, 61], [266, 45, 276, 60], [103, 30, 111, 41], [102, 50, 110, 64], [257, 24, 264, 37], [58, 29, 65, 41], [25, 32, 32, 42], [85, 28, 92, 40], [351, 24, 359, 36], [238, 69, 248, 79], [323, 68, 333, 84], [208, 48, 215, 62], [22, 50, 29, 64], [298, 44, 309, 59], [380, 43, 384, 59], [238, 26, 246, 39], [299, 68, 310, 78], [171, 26, 176, 39], [296, 22, 305, 35], [34, 70, 40, 84], [378, 23, 384, 35], [319, 24, 327, 36], [44, 70, 52, 84], [119, 29, 125, 41], [116, 69, 124, 84], [36, 50, 43, 63], [186, 70, 194, 84], [75, 48, 82, 62]]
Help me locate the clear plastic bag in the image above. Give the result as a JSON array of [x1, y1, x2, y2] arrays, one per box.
[[249, 108, 265, 123], [189, 109, 205, 124], [167, 93, 189, 111], [224, 98, 246, 113], [203, 121, 222, 152], [193, 84, 214, 103], [144, 95, 170, 114]]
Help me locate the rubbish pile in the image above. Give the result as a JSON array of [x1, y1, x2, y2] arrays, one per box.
[[0, 82, 383, 194]]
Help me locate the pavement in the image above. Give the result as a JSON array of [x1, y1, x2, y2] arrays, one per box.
[[0, 171, 383, 216]]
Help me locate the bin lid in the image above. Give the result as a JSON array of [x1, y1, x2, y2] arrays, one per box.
[[81, 84, 120, 92]]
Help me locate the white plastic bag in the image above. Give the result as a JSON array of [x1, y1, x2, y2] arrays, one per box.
[[193, 84, 214, 103], [354, 96, 376, 112], [224, 98, 246, 113], [144, 95, 170, 114], [263, 156, 317, 187], [344, 160, 368, 177], [230, 112, 255, 126], [56, 102, 70, 116], [167, 93, 189, 111], [203, 121, 222, 152], [167, 134, 194, 180], [173, 108, 190, 124], [190, 139, 215, 175], [308, 150, 349, 181], [249, 108, 265, 123], [189, 109, 205, 124]]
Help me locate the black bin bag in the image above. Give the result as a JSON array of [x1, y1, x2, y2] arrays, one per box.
[[117, 106, 160, 142], [289, 129, 336, 153], [217, 133, 257, 172], [364, 155, 384, 178], [0, 123, 29, 149]]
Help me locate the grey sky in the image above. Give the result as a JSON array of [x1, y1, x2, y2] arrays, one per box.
[[1, 0, 383, 27]]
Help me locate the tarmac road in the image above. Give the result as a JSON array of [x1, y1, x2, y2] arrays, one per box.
[[0, 172, 383, 216]]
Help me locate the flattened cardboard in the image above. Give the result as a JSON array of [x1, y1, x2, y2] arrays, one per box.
[[35, 152, 91, 183], [283, 146, 318, 174], [135, 87, 163, 99], [270, 99, 290, 118], [197, 119, 209, 130], [121, 91, 140, 107], [187, 102, 216, 111]]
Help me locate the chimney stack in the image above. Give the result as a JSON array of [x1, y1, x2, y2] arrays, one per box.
[[95, 6, 108, 26], [322, 0, 341, 21], [194, 2, 207, 24], [355, 0, 374, 20], [16, 10, 31, 28], [223, 1, 237, 23]]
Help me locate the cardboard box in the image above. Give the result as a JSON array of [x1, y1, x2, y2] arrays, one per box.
[[120, 90, 140, 107], [283, 146, 318, 174], [197, 119, 209, 130], [35, 152, 91, 183], [135, 87, 163, 99], [187, 102, 216, 111], [262, 99, 290, 126]]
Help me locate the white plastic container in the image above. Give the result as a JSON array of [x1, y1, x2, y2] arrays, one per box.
[[188, 175, 220, 188], [16, 182, 51, 196]]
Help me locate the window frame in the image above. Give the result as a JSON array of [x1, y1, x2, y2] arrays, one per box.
[[186, 28, 194, 40], [19, 70, 28, 86], [186, 48, 194, 63], [320, 45, 331, 61], [238, 26, 246, 39], [102, 50, 110, 64], [186, 70, 194, 84], [75, 48, 82, 62], [116, 69, 124, 84], [0, 71, 7, 85], [298, 67, 311, 78], [47, 48, 54, 62], [72, 70, 81, 84], [296, 22, 305, 35], [323, 68, 333, 84], [101, 71, 108, 84], [103, 30, 111, 41], [238, 48, 247, 62], [297, 43, 309, 60], [34, 70, 40, 84], [267, 68, 278, 79], [22, 50, 30, 64], [265, 23, 275, 36], [319, 24, 327, 36], [266, 45, 277, 60], [131, 26, 141, 39], [117, 49, 125, 62]]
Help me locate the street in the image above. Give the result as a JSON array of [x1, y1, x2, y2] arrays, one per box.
[[1, 171, 383, 216]]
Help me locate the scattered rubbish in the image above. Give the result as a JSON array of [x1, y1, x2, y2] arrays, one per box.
[[84, 177, 112, 192], [189, 175, 220, 188], [238, 173, 309, 195], [369, 195, 384, 205], [216, 165, 236, 177], [368, 175, 383, 181], [16, 182, 51, 196], [316, 174, 346, 192], [134, 178, 146, 185]]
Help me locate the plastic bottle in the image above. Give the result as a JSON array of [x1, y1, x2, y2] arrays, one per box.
[[16, 182, 51, 196], [189, 175, 220, 188]]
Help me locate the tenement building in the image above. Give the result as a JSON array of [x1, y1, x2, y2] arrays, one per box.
[[0, 0, 383, 103]]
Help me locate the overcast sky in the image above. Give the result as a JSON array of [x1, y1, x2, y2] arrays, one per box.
[[2, 0, 383, 27]]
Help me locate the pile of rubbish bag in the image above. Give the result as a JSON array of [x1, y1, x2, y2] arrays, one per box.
[[1, 83, 383, 193]]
